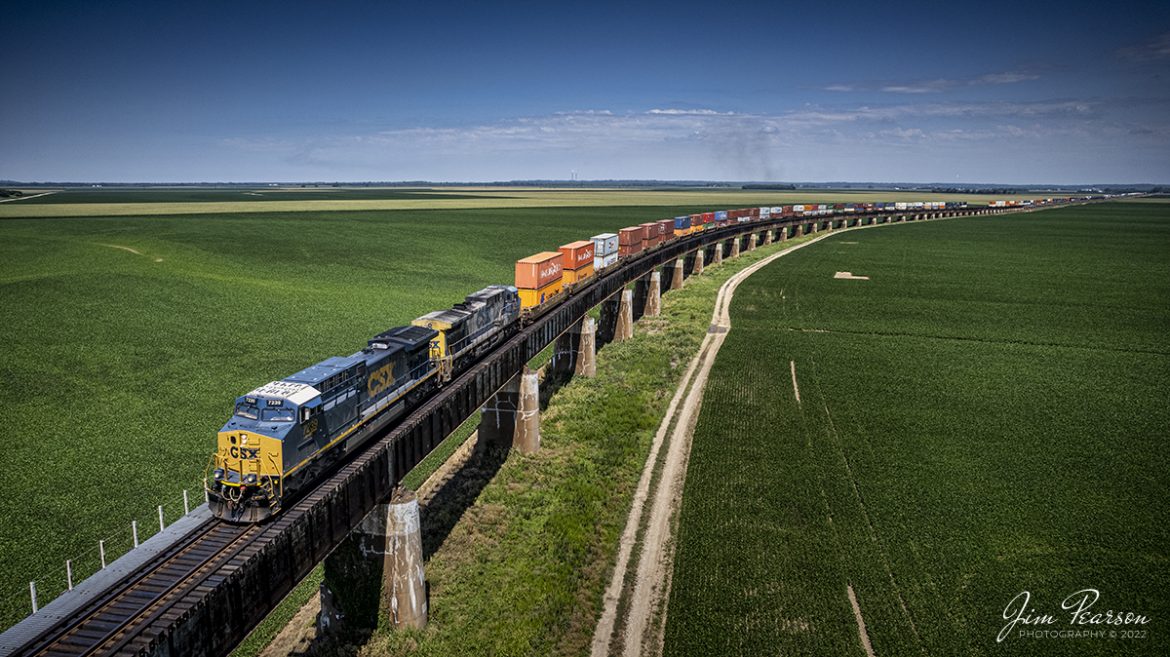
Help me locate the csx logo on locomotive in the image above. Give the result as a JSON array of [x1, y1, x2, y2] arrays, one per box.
[[366, 362, 395, 397], [230, 446, 260, 459]]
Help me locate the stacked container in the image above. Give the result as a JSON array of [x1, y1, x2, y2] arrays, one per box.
[[640, 222, 661, 248], [558, 240, 595, 286], [673, 215, 691, 237], [591, 233, 619, 271], [618, 226, 644, 257], [515, 251, 564, 310], [715, 210, 729, 225], [657, 219, 675, 242]]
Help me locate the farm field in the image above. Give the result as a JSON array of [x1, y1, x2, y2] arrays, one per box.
[[0, 197, 832, 631], [664, 202, 1170, 656], [0, 187, 1039, 218], [4, 187, 507, 204]]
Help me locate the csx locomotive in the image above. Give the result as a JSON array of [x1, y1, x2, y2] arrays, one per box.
[[207, 285, 520, 522]]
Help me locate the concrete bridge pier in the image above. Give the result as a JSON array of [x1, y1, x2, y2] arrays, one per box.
[[730, 236, 741, 258], [575, 316, 596, 377], [748, 232, 758, 250], [671, 258, 685, 289], [644, 271, 662, 317], [383, 490, 427, 629], [515, 369, 540, 454], [763, 229, 773, 245], [693, 248, 705, 275], [615, 288, 634, 341], [713, 240, 724, 264], [779, 226, 788, 241]]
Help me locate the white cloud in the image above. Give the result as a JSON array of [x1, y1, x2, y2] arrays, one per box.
[[1118, 31, 1170, 61], [646, 108, 736, 116], [827, 70, 1040, 94], [214, 99, 1167, 183]]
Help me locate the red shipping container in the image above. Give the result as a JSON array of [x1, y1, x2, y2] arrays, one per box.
[[618, 242, 643, 257], [618, 226, 643, 246], [639, 222, 659, 247], [657, 219, 674, 240], [702, 212, 715, 224]]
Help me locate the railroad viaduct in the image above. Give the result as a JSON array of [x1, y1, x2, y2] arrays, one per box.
[[0, 206, 1022, 657]]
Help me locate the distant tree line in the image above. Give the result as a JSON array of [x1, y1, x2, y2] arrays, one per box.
[[0, 189, 23, 199], [742, 184, 797, 190]]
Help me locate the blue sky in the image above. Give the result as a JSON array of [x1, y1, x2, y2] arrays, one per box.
[[2, 0, 1169, 184]]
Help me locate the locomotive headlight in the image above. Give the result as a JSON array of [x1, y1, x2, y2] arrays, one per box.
[[213, 468, 225, 481], [243, 474, 258, 485]]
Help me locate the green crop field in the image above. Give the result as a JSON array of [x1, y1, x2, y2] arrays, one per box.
[[664, 202, 1170, 656], [0, 187, 1035, 219]]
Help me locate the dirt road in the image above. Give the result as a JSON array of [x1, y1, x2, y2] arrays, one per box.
[[591, 230, 840, 657]]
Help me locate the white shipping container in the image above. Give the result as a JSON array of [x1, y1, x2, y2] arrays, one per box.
[[759, 206, 771, 219], [792, 204, 805, 212], [591, 233, 620, 257], [594, 252, 619, 271]]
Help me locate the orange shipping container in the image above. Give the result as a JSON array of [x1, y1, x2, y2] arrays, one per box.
[[558, 241, 595, 270], [515, 251, 563, 289]]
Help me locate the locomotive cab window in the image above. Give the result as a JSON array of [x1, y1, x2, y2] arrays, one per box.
[[262, 408, 294, 422], [235, 404, 258, 419], [301, 407, 311, 423]]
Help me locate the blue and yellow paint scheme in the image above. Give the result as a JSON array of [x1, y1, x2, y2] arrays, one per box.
[[206, 326, 439, 522], [206, 286, 520, 523]]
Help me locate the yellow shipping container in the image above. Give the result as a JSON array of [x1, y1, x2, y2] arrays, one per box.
[[518, 278, 564, 309], [563, 263, 594, 286]]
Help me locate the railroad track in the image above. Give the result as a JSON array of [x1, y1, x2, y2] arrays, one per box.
[[19, 520, 250, 656]]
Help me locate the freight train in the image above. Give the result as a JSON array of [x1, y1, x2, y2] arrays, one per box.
[[207, 285, 520, 521], [206, 195, 1093, 521]]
